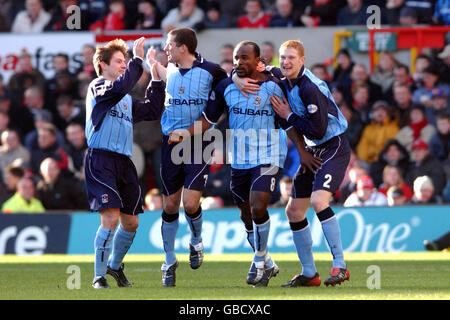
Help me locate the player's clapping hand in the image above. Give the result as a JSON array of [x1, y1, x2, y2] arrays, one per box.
[[270, 95, 292, 119], [133, 37, 146, 59], [168, 129, 191, 144], [146, 46, 157, 66]]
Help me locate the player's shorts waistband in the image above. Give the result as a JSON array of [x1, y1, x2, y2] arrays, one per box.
[[87, 148, 130, 160], [309, 133, 347, 150]]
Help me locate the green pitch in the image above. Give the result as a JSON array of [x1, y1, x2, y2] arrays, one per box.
[[0, 252, 449, 300]]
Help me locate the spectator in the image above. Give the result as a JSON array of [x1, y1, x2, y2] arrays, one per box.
[[261, 41, 279, 67], [46, 53, 78, 108], [434, 0, 450, 25], [160, 0, 204, 32], [1, 165, 25, 204], [36, 157, 87, 210], [55, 95, 85, 132], [76, 44, 96, 83], [338, 102, 364, 150], [65, 122, 87, 181], [7, 50, 46, 105], [311, 64, 331, 84], [343, 175, 388, 207], [301, 0, 345, 27], [350, 63, 383, 104], [0, 111, 10, 142], [272, 176, 292, 207], [269, 0, 299, 27], [404, 0, 434, 24], [384, 64, 416, 106], [25, 110, 66, 152], [391, 83, 414, 128], [332, 48, 354, 102], [425, 88, 450, 126], [1, 177, 45, 213], [196, 1, 231, 29], [369, 139, 411, 188], [79, 0, 109, 26], [283, 139, 300, 178], [370, 51, 397, 94], [203, 148, 233, 206], [411, 175, 442, 204], [383, 0, 406, 25], [30, 123, 71, 175], [356, 100, 400, 163], [11, 0, 51, 33], [411, 54, 431, 88], [145, 188, 163, 210], [237, 0, 271, 28], [398, 7, 418, 26], [89, 0, 129, 34], [405, 139, 447, 196], [395, 104, 436, 155], [429, 112, 450, 164], [337, 162, 368, 204], [220, 44, 234, 63], [45, 0, 89, 31], [377, 164, 414, 200], [201, 196, 224, 209], [351, 81, 371, 124], [220, 60, 234, 76], [134, 0, 163, 30], [336, 0, 368, 26], [386, 186, 409, 206], [413, 65, 450, 107], [0, 129, 30, 175], [10, 86, 46, 140]]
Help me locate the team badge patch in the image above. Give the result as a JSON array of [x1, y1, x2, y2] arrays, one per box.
[[178, 86, 185, 95], [307, 104, 318, 114], [101, 194, 109, 204], [253, 96, 262, 106], [122, 101, 127, 111]]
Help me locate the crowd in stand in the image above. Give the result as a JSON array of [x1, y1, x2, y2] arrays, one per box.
[[0, 0, 449, 213]]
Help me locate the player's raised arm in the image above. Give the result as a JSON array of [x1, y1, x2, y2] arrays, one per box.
[[146, 46, 167, 82], [132, 63, 166, 123]]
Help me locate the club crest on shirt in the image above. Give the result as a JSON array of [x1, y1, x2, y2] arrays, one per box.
[[178, 86, 185, 95], [253, 96, 262, 106], [307, 104, 318, 114], [122, 101, 127, 111], [101, 194, 109, 204]]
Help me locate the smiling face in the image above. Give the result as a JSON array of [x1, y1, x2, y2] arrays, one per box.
[[279, 46, 305, 80], [164, 33, 182, 64], [101, 51, 127, 80], [234, 43, 259, 78]]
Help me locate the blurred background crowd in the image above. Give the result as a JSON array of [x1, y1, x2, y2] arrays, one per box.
[[0, 0, 449, 213]]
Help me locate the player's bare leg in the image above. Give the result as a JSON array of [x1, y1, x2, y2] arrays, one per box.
[[183, 188, 204, 269], [311, 190, 349, 286]]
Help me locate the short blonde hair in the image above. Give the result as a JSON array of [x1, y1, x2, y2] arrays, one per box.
[[93, 39, 129, 76], [280, 40, 305, 58]]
